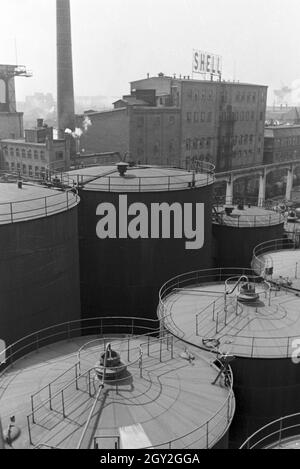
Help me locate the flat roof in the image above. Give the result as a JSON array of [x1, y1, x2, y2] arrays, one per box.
[[161, 274, 300, 358], [65, 165, 214, 192], [0, 335, 234, 449], [0, 182, 79, 225], [213, 205, 284, 228]]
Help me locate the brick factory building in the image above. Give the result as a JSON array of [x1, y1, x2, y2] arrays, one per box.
[[77, 74, 267, 172], [264, 125, 300, 164], [0, 119, 71, 177]]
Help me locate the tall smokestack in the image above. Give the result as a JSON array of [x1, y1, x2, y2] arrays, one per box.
[[56, 0, 75, 137]]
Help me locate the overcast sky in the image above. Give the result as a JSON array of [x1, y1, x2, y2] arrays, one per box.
[[1, 0, 299, 104]]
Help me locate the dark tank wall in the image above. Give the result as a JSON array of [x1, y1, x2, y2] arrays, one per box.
[[0, 206, 81, 348], [212, 223, 284, 268], [229, 357, 300, 448], [78, 185, 213, 320]]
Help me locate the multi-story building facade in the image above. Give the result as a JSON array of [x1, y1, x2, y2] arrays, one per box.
[[264, 125, 300, 164], [77, 74, 267, 172], [0, 119, 71, 177]]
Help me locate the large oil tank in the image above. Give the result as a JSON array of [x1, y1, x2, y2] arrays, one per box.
[[0, 316, 235, 449], [212, 203, 284, 268], [64, 164, 214, 320], [0, 181, 81, 349], [158, 266, 300, 448]]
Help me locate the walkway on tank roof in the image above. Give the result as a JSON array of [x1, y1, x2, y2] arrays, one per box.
[[256, 250, 300, 290], [161, 281, 300, 358], [0, 335, 233, 449], [213, 205, 284, 227], [65, 165, 214, 192], [0, 182, 79, 225]]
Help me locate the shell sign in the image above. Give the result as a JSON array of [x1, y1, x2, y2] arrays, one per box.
[[193, 50, 222, 77]]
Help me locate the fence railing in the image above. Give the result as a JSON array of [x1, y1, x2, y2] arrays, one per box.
[[158, 267, 300, 358], [0, 189, 79, 224], [251, 238, 296, 276], [212, 209, 285, 228], [240, 412, 300, 449], [60, 163, 215, 192]]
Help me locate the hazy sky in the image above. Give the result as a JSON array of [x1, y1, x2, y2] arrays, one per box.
[[1, 0, 299, 104]]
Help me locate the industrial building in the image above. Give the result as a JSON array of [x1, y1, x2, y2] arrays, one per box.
[[0, 119, 71, 175], [77, 74, 267, 172], [0, 65, 31, 140], [264, 124, 300, 164]]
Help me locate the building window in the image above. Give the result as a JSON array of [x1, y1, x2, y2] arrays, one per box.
[[194, 112, 199, 123], [236, 93, 240, 102], [194, 92, 198, 101], [35, 166, 39, 176], [10, 148, 14, 157], [22, 149, 26, 159], [186, 139, 191, 150], [206, 137, 211, 147], [249, 135, 253, 144], [201, 112, 205, 122], [16, 148, 20, 157], [27, 150, 32, 159], [187, 112, 192, 122], [168, 140, 174, 153], [17, 163, 21, 171], [245, 111, 249, 121], [169, 115, 175, 125], [240, 111, 244, 121], [193, 138, 198, 149], [239, 135, 243, 144], [22, 164, 27, 174], [34, 150, 39, 160], [11, 162, 15, 171], [55, 151, 64, 160], [244, 135, 248, 144], [253, 93, 256, 102], [28, 165, 33, 176], [40, 151, 45, 161]]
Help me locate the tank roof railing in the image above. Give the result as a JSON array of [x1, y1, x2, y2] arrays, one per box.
[[251, 238, 296, 277], [0, 316, 234, 450], [158, 266, 300, 358], [240, 412, 300, 449], [60, 162, 215, 192]]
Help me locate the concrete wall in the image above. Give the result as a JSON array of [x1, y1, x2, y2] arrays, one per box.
[[0, 113, 23, 139], [76, 109, 130, 156], [0, 206, 81, 348], [129, 107, 181, 166]]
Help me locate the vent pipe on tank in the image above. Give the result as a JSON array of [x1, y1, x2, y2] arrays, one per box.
[[117, 162, 129, 177]]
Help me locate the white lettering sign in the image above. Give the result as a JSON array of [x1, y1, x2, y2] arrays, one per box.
[[96, 195, 205, 250], [193, 50, 222, 76]]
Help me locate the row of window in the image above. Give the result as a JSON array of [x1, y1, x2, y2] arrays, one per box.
[[5, 162, 46, 176], [274, 151, 299, 161], [229, 148, 261, 158], [275, 136, 300, 147], [186, 110, 264, 123], [187, 89, 214, 101], [136, 115, 176, 128], [5, 147, 45, 161], [185, 134, 263, 150]]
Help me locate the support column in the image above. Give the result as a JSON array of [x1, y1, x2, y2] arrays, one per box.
[[285, 167, 294, 201], [225, 177, 233, 205], [258, 170, 266, 207]]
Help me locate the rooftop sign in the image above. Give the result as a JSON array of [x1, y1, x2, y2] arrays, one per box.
[[192, 50, 222, 78]]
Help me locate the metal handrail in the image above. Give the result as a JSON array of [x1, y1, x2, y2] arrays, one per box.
[[0, 189, 79, 224], [158, 267, 300, 358], [0, 316, 160, 373], [251, 238, 296, 276], [61, 163, 215, 192], [240, 412, 300, 449]]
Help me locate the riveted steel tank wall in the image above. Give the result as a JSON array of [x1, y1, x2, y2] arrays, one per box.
[[212, 223, 284, 268], [0, 206, 81, 347], [78, 185, 213, 320], [229, 357, 300, 448]]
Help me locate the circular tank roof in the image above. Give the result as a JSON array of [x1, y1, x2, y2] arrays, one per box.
[[0, 182, 79, 225], [159, 268, 300, 358], [213, 204, 284, 228], [0, 333, 234, 449], [64, 165, 214, 192]]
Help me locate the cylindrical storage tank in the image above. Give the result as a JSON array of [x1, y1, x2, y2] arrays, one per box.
[[0, 317, 235, 449], [0, 182, 81, 349], [240, 412, 300, 449], [64, 165, 214, 320], [212, 204, 284, 268], [158, 267, 300, 448]]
